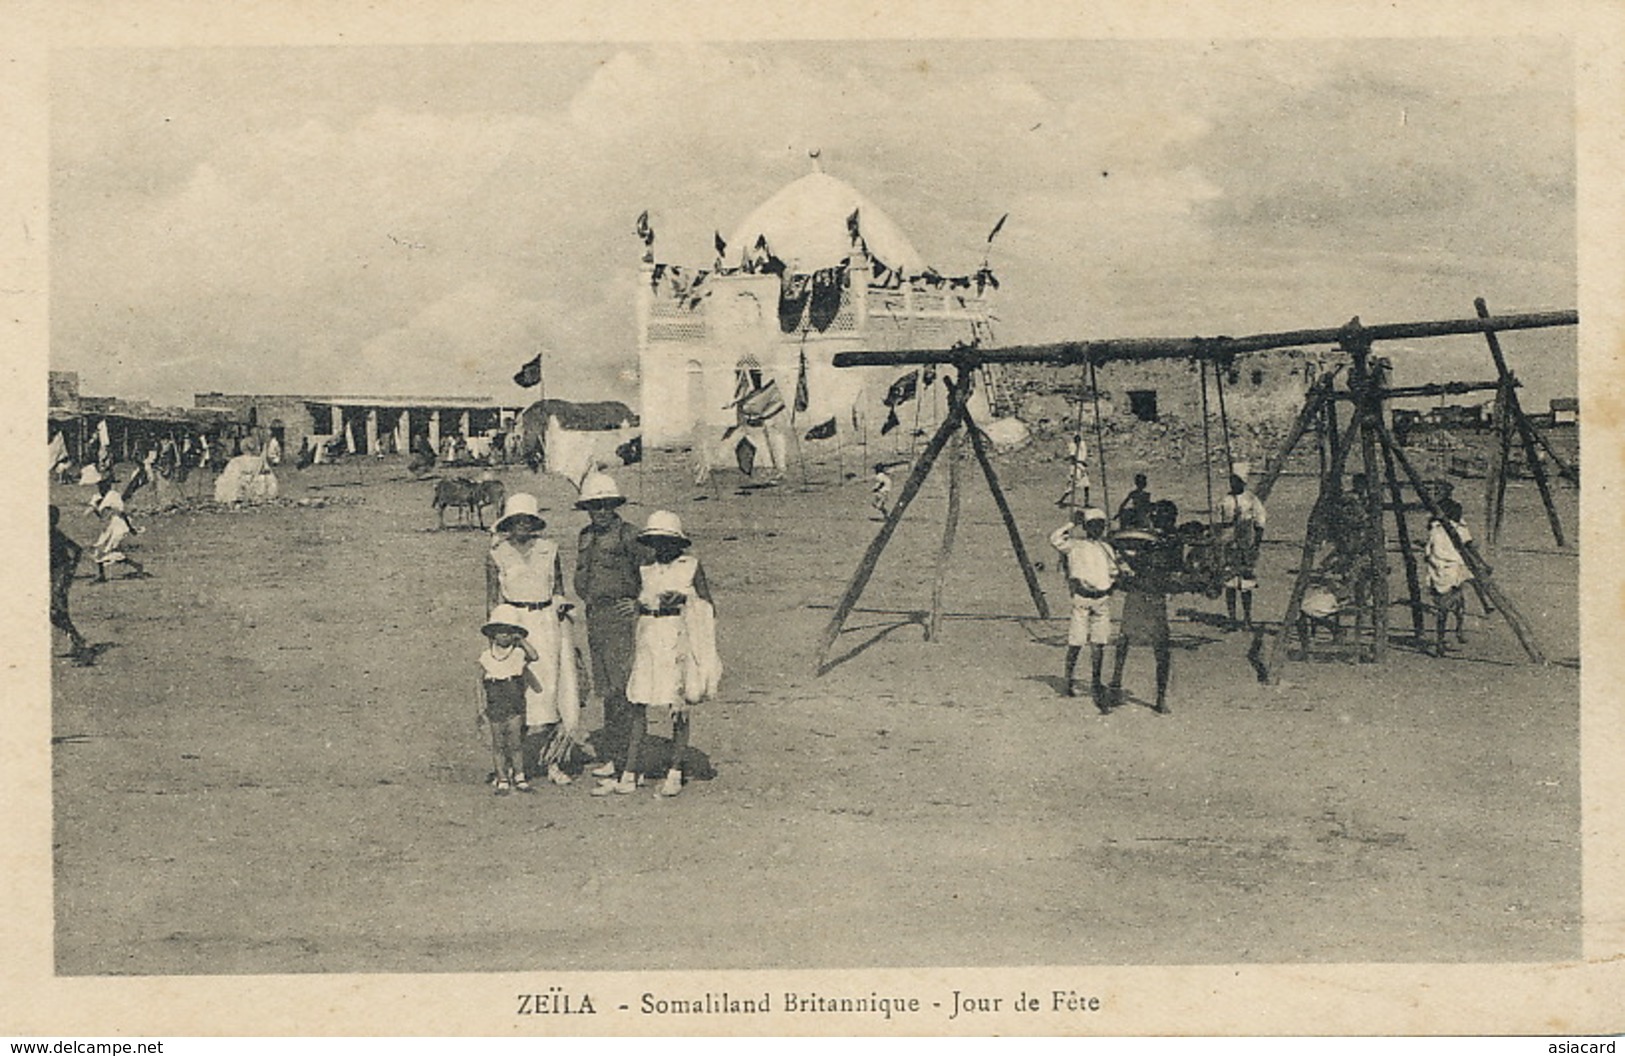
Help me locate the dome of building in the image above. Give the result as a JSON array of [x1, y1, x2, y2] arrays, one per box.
[[726, 170, 927, 276]]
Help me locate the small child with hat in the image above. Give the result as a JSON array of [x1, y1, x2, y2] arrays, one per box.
[[477, 604, 541, 795]]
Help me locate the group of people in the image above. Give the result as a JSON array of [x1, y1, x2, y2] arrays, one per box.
[[476, 472, 721, 799], [1047, 466, 1270, 714], [1046, 458, 1484, 712]]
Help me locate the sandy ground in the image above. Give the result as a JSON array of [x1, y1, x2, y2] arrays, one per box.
[[50, 443, 1580, 974]]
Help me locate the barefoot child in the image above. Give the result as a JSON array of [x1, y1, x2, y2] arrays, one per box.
[[593, 511, 721, 799], [477, 604, 540, 795], [1424, 497, 1473, 656]]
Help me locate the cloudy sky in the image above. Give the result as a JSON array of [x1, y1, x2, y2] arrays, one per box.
[[49, 36, 1576, 409]]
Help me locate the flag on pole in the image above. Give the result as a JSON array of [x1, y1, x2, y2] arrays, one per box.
[[512, 354, 543, 388], [714, 231, 727, 258], [880, 408, 902, 435], [846, 208, 862, 245], [794, 350, 810, 413], [804, 417, 837, 441], [883, 371, 918, 407], [986, 212, 1009, 244], [635, 210, 654, 246]]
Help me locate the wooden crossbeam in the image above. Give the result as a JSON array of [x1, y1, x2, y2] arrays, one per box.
[[831, 310, 1576, 370]]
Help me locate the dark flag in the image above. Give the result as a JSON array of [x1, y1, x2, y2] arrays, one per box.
[[635, 210, 654, 246], [794, 350, 810, 413], [880, 407, 902, 435], [735, 436, 757, 476], [714, 231, 727, 258], [615, 435, 642, 465], [986, 212, 1009, 244], [846, 207, 862, 244], [804, 417, 837, 441], [513, 354, 543, 388], [922, 365, 937, 387], [884, 371, 918, 407]]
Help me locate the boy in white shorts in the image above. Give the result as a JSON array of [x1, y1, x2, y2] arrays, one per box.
[[1050, 507, 1120, 713]]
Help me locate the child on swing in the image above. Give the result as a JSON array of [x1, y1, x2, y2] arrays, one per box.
[[476, 604, 539, 795]]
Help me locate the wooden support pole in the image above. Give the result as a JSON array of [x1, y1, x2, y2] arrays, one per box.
[[831, 309, 1577, 370], [927, 432, 964, 642], [1253, 374, 1333, 503], [1347, 334, 1390, 661], [815, 383, 969, 672], [965, 415, 1052, 620], [1374, 417, 1547, 665], [1476, 298, 1566, 547], [1264, 413, 1361, 682], [1374, 364, 1427, 643], [1485, 378, 1514, 547]]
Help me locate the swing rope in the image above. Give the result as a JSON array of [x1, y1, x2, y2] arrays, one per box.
[[1088, 358, 1110, 514], [1214, 357, 1237, 481], [1200, 360, 1216, 528]]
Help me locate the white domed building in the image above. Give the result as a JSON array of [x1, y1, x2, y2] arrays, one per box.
[[635, 164, 999, 452]]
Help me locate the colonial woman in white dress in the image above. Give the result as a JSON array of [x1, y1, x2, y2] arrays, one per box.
[[593, 510, 721, 799], [486, 492, 580, 785]]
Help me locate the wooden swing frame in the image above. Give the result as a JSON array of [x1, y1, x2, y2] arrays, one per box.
[[813, 305, 1577, 677]]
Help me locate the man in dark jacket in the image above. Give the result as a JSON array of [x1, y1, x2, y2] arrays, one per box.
[[573, 473, 647, 776]]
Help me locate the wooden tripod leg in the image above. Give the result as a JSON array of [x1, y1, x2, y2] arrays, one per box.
[[1374, 416, 1546, 665], [1380, 435, 1426, 643], [815, 397, 968, 673], [966, 416, 1052, 620], [1477, 298, 1566, 547], [927, 432, 964, 641], [1254, 377, 1331, 503]]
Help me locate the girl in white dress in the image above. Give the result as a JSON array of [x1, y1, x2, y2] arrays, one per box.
[[594, 510, 721, 798], [486, 492, 580, 785]]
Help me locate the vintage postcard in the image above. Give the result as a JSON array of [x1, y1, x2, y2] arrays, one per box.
[[4, 0, 1622, 1039]]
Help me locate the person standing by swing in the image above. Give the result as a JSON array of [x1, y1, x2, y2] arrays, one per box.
[[1050, 506, 1120, 711], [1218, 468, 1267, 630], [1057, 433, 1091, 509], [1107, 500, 1181, 714]]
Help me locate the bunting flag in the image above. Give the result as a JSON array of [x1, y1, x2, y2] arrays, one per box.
[[794, 350, 810, 414], [987, 212, 1009, 244], [714, 231, 727, 258], [735, 436, 757, 476], [883, 371, 918, 407], [974, 265, 1000, 294], [615, 435, 643, 465], [512, 354, 543, 388], [804, 417, 837, 441], [635, 210, 654, 245], [738, 379, 786, 425], [880, 407, 902, 435]]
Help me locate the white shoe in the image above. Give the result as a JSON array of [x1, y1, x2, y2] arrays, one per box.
[[657, 771, 683, 798], [590, 761, 617, 779], [547, 764, 572, 786]]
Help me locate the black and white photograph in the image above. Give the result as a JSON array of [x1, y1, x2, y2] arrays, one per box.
[[7, 0, 1625, 1039]]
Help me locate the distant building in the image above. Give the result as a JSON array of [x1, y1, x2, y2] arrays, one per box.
[[636, 162, 998, 447], [193, 393, 525, 457], [1549, 397, 1578, 425]]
